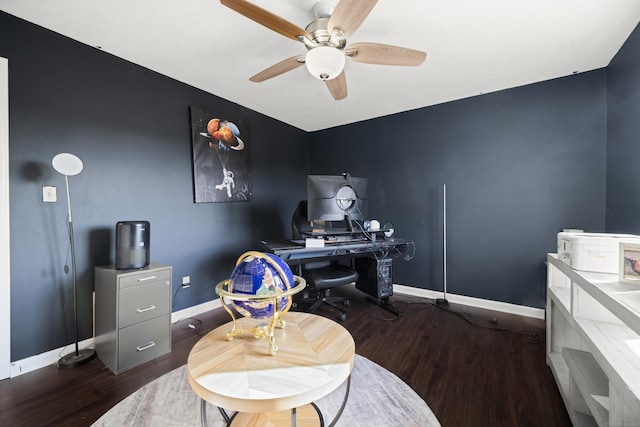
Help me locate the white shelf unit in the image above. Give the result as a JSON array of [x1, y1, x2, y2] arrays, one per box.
[[547, 254, 640, 426]]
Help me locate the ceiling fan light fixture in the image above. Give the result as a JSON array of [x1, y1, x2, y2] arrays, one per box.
[[305, 46, 345, 80]]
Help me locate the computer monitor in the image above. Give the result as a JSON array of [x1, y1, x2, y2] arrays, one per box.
[[307, 174, 368, 222]]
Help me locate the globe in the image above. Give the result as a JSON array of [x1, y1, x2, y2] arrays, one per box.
[[228, 252, 294, 319]]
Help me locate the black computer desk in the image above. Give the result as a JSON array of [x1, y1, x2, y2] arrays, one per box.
[[259, 236, 410, 262], [258, 236, 414, 316]]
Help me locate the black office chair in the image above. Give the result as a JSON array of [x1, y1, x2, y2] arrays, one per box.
[[291, 200, 358, 321]]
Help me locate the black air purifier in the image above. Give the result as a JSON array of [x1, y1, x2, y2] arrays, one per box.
[[115, 221, 150, 270]]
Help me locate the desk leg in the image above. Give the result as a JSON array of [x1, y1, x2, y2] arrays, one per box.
[[327, 375, 351, 427], [310, 402, 325, 427], [200, 399, 207, 427], [366, 295, 402, 317], [200, 398, 235, 427], [217, 406, 233, 426]]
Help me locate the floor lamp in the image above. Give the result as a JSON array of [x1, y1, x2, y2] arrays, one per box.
[[436, 184, 449, 306], [52, 153, 96, 369]]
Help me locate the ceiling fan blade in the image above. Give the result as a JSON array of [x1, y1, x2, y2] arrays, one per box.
[[345, 42, 426, 66], [325, 71, 348, 100], [220, 0, 309, 41], [249, 55, 306, 82], [328, 0, 378, 37]]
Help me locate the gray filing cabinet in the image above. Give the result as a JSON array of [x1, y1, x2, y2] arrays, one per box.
[[95, 263, 172, 374]]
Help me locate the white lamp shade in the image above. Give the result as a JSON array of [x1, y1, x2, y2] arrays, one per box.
[[305, 46, 345, 80], [52, 153, 83, 176]]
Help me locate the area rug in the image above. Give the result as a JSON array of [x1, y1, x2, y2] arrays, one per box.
[[92, 354, 440, 427]]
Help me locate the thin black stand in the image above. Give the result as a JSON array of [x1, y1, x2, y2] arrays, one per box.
[[438, 184, 449, 309], [366, 295, 402, 317], [57, 178, 96, 370]]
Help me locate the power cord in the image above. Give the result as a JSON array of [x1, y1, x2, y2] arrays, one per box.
[[173, 317, 204, 335], [172, 284, 186, 308]]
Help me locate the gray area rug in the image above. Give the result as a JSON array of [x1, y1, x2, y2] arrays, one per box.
[[93, 354, 440, 427]]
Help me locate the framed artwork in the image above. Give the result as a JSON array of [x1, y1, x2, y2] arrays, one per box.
[[190, 106, 251, 203], [619, 242, 640, 284]]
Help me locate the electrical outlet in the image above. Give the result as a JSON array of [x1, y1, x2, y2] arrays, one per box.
[[42, 186, 57, 203], [182, 276, 190, 288]]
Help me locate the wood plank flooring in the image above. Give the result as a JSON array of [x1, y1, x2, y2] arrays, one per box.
[[0, 285, 571, 427]]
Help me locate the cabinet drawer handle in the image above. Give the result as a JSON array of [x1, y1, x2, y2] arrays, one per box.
[[136, 342, 156, 352], [136, 305, 156, 313], [138, 275, 157, 282]]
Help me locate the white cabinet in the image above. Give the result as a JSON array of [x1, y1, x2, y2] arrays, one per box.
[[95, 263, 172, 374], [547, 254, 640, 426]]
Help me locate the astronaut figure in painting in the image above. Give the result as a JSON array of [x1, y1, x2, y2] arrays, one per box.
[[215, 167, 235, 198]]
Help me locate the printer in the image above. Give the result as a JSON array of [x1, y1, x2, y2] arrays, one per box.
[[557, 231, 640, 274]]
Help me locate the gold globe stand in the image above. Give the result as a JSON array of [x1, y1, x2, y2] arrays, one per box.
[[215, 251, 306, 356]]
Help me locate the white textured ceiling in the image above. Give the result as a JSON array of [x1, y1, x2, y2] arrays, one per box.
[[1, 1, 639, 131]]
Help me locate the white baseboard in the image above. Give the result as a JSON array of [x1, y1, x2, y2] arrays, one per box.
[[9, 288, 543, 378], [393, 285, 545, 320], [10, 338, 95, 378], [171, 299, 222, 324]]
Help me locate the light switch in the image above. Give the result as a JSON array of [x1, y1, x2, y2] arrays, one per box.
[[42, 186, 57, 203]]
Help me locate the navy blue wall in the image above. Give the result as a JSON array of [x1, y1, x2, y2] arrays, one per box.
[[1, 12, 310, 361], [606, 23, 640, 233], [4, 10, 637, 361], [310, 71, 608, 308]]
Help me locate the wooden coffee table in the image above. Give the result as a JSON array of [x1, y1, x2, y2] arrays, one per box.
[[187, 312, 355, 427]]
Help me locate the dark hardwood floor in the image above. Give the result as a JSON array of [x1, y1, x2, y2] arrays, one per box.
[[0, 285, 571, 427]]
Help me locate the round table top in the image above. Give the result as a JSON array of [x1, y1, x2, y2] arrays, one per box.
[[187, 312, 355, 414]]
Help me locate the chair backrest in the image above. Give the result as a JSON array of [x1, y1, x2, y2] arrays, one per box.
[[292, 200, 312, 240], [292, 200, 332, 270]]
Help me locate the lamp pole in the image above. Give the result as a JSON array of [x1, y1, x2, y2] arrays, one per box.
[[437, 184, 449, 306], [52, 153, 96, 369], [65, 174, 80, 357]]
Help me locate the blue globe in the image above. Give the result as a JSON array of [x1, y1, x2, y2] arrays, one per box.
[[228, 252, 294, 319]]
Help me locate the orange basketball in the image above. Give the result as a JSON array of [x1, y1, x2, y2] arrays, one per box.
[[218, 127, 234, 145]]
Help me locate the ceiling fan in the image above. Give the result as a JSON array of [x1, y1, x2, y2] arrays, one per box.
[[220, 0, 427, 100]]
